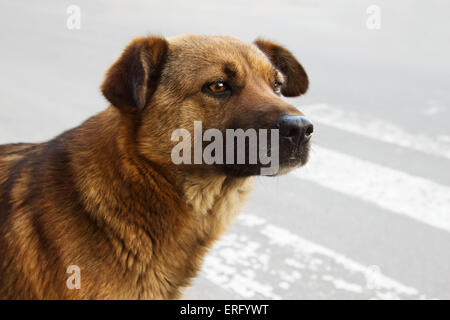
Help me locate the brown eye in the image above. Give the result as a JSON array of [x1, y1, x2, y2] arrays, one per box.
[[203, 81, 231, 98], [208, 82, 227, 93]]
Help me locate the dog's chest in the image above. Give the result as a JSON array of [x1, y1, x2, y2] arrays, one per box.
[[96, 175, 255, 299]]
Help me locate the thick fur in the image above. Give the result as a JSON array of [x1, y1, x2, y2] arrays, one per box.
[[0, 34, 308, 299]]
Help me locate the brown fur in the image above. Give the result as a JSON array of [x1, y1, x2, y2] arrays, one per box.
[[0, 34, 309, 299]]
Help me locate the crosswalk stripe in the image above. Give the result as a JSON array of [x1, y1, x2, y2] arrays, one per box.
[[301, 103, 450, 160], [294, 145, 450, 233], [201, 214, 422, 299]]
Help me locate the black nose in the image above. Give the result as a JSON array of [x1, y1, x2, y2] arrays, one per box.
[[276, 115, 314, 142]]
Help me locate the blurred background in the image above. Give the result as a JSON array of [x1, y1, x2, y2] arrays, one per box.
[[1, 0, 449, 299]]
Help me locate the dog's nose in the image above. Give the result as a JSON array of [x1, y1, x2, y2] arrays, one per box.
[[276, 115, 314, 142]]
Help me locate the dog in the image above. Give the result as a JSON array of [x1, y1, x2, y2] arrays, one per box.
[[0, 34, 312, 299]]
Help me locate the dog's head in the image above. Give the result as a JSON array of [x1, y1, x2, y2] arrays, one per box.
[[101, 34, 312, 177]]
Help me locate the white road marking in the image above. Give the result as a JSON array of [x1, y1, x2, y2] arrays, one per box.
[[301, 103, 450, 160], [295, 145, 450, 233], [200, 214, 422, 299]]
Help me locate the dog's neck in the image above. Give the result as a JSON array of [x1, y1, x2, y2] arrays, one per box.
[[180, 171, 254, 238], [182, 173, 245, 215]]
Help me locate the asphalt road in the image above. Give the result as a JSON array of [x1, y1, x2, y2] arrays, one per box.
[[1, 0, 449, 299]]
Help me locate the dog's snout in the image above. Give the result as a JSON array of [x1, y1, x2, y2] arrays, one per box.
[[276, 115, 314, 141]]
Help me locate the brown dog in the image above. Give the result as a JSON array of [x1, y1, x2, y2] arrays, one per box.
[[0, 34, 312, 299]]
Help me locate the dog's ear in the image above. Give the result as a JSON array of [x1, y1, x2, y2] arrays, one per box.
[[254, 39, 308, 97], [101, 36, 168, 112]]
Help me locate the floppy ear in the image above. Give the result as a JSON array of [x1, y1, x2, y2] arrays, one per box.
[[254, 39, 309, 97], [101, 36, 168, 112]]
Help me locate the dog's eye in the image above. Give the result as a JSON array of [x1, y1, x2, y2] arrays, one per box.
[[208, 82, 227, 93], [203, 81, 231, 98]]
